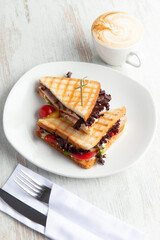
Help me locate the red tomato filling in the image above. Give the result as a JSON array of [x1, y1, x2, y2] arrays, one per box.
[[39, 105, 56, 118], [71, 150, 98, 160], [44, 134, 56, 144]]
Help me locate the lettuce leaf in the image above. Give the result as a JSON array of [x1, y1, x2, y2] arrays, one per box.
[[41, 131, 52, 139], [96, 145, 105, 157], [44, 96, 53, 106], [64, 150, 70, 156]]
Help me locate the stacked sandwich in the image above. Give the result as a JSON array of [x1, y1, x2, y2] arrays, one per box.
[[36, 75, 127, 169]]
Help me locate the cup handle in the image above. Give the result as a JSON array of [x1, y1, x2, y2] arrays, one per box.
[[126, 52, 141, 68]]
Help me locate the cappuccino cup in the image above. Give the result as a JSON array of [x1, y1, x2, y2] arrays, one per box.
[[91, 12, 143, 67]]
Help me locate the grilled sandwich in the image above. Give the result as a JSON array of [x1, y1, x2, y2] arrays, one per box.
[[38, 76, 111, 134], [36, 107, 127, 169]]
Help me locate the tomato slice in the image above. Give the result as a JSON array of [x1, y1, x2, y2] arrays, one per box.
[[39, 105, 56, 118], [72, 150, 98, 160], [44, 134, 55, 144]]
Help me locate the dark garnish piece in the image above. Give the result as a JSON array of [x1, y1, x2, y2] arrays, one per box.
[[97, 154, 106, 165], [86, 89, 111, 126], [98, 120, 120, 146], [40, 129, 46, 134], [41, 86, 46, 91], [66, 72, 72, 78], [55, 136, 67, 149], [73, 89, 111, 130], [73, 118, 84, 130]]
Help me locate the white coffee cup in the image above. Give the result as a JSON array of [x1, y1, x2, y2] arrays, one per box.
[[91, 12, 143, 67]]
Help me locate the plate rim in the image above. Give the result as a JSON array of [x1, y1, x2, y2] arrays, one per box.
[[3, 61, 157, 178]]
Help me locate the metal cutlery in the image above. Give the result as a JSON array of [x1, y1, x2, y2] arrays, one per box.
[[14, 170, 51, 204], [0, 188, 47, 226]]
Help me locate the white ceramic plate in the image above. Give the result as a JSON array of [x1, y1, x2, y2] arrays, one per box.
[[3, 62, 156, 178]]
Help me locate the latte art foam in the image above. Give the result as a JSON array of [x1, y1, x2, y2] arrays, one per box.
[[92, 12, 142, 48]]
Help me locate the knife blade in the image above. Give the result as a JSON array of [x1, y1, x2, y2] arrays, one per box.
[[0, 189, 47, 226]]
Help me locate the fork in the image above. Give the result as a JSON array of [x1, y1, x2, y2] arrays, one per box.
[[14, 170, 51, 204]]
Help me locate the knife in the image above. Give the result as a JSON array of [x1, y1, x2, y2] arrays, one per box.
[[0, 189, 47, 226]]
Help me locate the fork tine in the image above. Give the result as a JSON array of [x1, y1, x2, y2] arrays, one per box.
[[14, 178, 38, 197], [16, 176, 41, 194], [20, 170, 43, 188], [18, 173, 42, 190]]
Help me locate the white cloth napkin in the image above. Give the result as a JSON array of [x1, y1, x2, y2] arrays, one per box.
[[0, 164, 147, 240]]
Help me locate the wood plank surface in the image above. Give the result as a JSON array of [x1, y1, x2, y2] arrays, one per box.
[[0, 0, 160, 239]]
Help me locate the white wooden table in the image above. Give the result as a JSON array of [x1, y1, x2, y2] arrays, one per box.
[[0, 0, 160, 239]]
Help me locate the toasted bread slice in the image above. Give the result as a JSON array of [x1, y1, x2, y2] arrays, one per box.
[[38, 107, 126, 150], [39, 77, 101, 121], [35, 120, 126, 169]]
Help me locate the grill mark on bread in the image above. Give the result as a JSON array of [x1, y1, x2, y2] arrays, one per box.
[[68, 80, 79, 107], [62, 77, 70, 100], [56, 77, 63, 94], [83, 87, 93, 110]]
